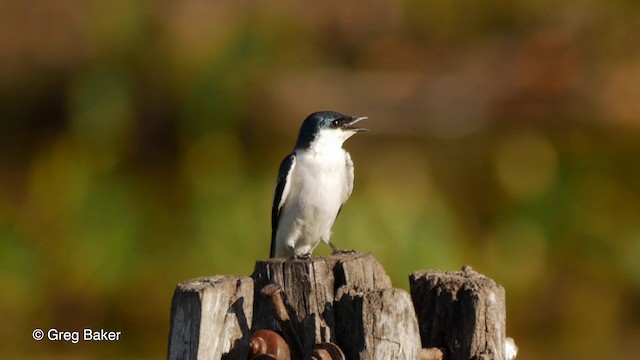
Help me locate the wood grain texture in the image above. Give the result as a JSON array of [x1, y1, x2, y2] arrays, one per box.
[[168, 255, 516, 360], [168, 275, 253, 360], [251, 252, 392, 356], [335, 285, 422, 360], [410, 266, 507, 360]]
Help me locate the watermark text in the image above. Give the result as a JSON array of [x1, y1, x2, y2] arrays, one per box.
[[32, 328, 122, 344]]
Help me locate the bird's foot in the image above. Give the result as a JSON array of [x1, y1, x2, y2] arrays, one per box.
[[290, 253, 311, 260], [332, 249, 356, 255], [329, 241, 356, 255]]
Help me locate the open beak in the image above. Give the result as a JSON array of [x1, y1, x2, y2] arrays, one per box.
[[344, 116, 368, 132]]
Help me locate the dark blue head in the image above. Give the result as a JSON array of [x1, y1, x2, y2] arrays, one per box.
[[295, 111, 367, 150]]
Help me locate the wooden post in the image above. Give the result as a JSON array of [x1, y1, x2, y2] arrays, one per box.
[[168, 255, 517, 360], [335, 285, 422, 359], [168, 276, 254, 360], [409, 266, 510, 360], [250, 253, 395, 355]]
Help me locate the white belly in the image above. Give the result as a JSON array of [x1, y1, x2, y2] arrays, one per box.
[[275, 150, 349, 257]]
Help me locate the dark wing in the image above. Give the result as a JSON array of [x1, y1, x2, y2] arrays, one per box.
[[270, 153, 296, 258]]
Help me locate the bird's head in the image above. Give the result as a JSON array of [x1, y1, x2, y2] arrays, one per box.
[[295, 111, 368, 151]]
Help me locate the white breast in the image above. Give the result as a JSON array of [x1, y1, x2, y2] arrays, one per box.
[[276, 146, 350, 256], [293, 148, 349, 211]]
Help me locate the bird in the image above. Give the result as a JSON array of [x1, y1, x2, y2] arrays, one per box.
[[270, 111, 367, 258]]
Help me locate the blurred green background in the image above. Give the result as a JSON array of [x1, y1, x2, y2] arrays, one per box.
[[1, 1, 640, 359]]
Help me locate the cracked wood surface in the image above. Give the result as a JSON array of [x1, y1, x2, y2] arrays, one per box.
[[168, 254, 514, 360], [335, 285, 422, 359], [251, 252, 422, 359], [168, 275, 254, 360], [410, 266, 507, 360]]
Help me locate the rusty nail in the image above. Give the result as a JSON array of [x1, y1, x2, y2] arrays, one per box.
[[261, 284, 291, 322], [261, 284, 304, 360], [420, 347, 444, 360]]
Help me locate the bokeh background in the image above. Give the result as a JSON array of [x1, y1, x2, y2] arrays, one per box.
[[2, 1, 640, 359]]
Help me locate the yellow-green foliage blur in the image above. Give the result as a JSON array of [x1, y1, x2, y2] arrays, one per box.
[[1, 1, 640, 359]]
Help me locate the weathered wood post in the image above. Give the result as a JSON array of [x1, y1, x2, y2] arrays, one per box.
[[334, 286, 422, 359], [168, 276, 254, 359], [251, 253, 421, 359], [410, 266, 516, 360], [167, 254, 517, 360]]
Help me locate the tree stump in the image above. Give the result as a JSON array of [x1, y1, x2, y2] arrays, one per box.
[[409, 266, 508, 360], [167, 276, 253, 360]]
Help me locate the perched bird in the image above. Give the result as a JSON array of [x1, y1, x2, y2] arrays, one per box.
[[270, 111, 367, 258]]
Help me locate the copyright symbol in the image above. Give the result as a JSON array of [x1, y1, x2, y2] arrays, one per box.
[[32, 328, 44, 341]]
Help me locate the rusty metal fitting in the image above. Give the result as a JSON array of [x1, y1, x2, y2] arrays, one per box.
[[306, 342, 346, 360], [260, 283, 304, 360], [249, 329, 290, 360]]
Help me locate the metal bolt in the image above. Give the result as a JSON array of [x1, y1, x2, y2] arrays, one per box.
[[306, 343, 346, 360], [250, 329, 290, 360]]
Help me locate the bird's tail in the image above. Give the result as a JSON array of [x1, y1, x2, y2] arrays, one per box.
[[269, 230, 276, 258]]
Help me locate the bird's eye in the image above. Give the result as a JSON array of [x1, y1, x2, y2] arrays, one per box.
[[331, 120, 341, 128]]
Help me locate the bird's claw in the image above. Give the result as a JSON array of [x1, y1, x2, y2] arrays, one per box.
[[290, 253, 311, 260], [328, 241, 356, 255], [332, 248, 356, 255]]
